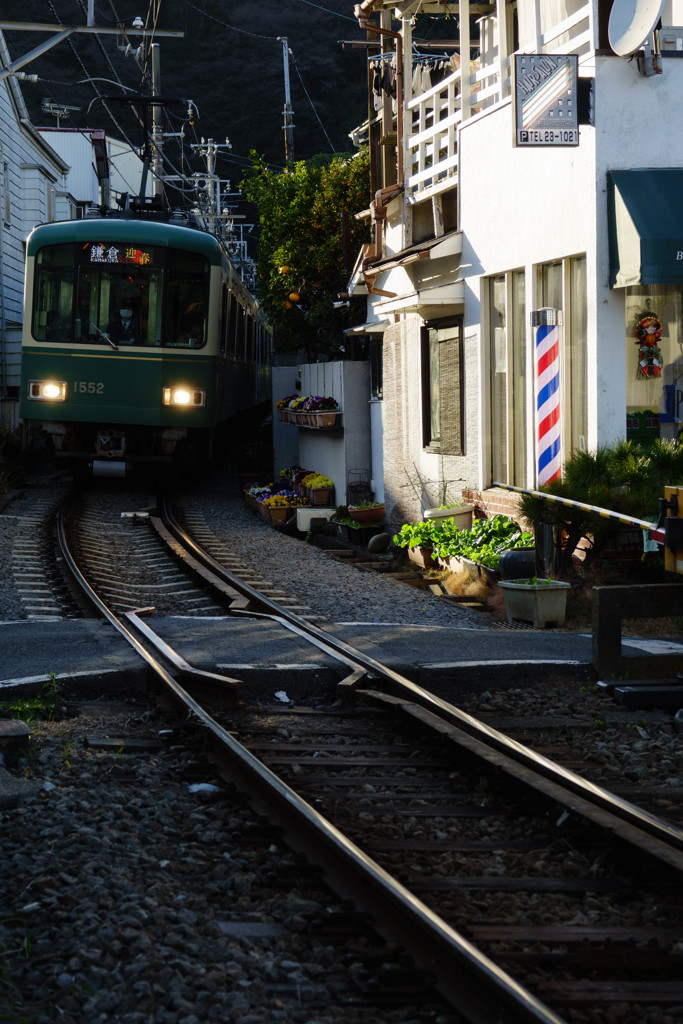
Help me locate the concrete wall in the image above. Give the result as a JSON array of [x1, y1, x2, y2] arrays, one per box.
[[271, 364, 300, 481], [279, 360, 372, 506]]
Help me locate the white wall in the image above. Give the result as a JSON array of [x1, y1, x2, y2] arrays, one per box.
[[0, 33, 72, 405], [296, 361, 372, 505]]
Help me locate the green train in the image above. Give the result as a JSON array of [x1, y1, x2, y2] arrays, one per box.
[[20, 211, 271, 476]]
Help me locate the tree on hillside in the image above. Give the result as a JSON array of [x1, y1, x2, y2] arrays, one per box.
[[241, 151, 370, 357]]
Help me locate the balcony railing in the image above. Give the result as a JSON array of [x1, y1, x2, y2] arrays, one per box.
[[405, 1, 593, 203]]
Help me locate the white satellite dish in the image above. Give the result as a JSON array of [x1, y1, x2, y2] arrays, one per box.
[[608, 0, 665, 56]]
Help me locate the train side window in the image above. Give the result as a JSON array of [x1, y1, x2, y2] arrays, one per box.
[[236, 303, 246, 359], [166, 250, 209, 348], [246, 315, 254, 362], [220, 284, 229, 354], [228, 294, 238, 355]]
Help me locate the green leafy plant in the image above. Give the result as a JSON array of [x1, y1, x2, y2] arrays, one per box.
[[393, 513, 532, 569], [393, 519, 445, 550], [519, 438, 683, 572], [0, 673, 66, 723], [434, 515, 533, 569], [241, 151, 370, 356]]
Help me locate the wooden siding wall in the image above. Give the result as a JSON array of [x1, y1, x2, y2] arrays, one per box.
[[0, 65, 70, 394]]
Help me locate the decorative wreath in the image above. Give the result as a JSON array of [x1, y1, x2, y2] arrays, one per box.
[[633, 312, 663, 379]]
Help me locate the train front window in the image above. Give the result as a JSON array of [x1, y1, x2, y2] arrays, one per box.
[[33, 245, 74, 341], [33, 242, 208, 348]]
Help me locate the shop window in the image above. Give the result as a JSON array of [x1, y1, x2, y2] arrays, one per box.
[[422, 319, 464, 455], [488, 270, 527, 486], [625, 284, 682, 443], [538, 255, 587, 460]]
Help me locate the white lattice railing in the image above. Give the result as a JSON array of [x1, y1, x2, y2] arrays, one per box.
[[405, 1, 592, 202]]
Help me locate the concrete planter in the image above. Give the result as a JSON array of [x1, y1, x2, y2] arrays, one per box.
[[440, 554, 500, 584], [498, 578, 570, 628], [424, 504, 475, 530]]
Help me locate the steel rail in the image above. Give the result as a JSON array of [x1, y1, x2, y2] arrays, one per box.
[[56, 495, 567, 1024], [159, 496, 683, 864]]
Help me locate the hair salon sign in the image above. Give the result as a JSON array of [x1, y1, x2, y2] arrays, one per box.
[[513, 54, 579, 147]]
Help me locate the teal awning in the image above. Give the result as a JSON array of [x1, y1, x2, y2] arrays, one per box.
[[607, 169, 683, 288]]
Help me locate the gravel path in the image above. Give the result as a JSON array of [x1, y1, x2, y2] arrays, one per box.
[[185, 472, 490, 631]]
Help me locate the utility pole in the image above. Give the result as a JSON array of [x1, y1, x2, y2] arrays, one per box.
[[277, 37, 295, 163], [150, 43, 162, 197]]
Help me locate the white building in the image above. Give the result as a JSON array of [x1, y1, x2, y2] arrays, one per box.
[[348, 0, 683, 524], [0, 31, 75, 426]]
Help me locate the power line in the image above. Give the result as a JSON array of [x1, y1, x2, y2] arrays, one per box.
[[289, 49, 335, 152], [289, 0, 358, 22], [177, 0, 279, 40]]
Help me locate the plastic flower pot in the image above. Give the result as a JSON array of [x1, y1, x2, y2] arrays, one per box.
[[498, 578, 570, 628], [407, 545, 437, 569], [349, 505, 384, 525], [309, 488, 332, 506], [269, 506, 289, 525]]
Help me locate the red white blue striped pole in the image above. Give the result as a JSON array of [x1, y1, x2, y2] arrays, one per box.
[[533, 308, 562, 486]]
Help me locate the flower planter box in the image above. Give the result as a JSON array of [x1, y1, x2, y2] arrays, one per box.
[[440, 554, 500, 584], [296, 507, 336, 531], [423, 504, 475, 530], [349, 505, 384, 525], [268, 506, 290, 525], [312, 410, 340, 428], [408, 545, 437, 569], [309, 487, 332, 506], [498, 578, 570, 628]]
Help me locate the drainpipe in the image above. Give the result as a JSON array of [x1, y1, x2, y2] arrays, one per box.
[[354, 4, 404, 262]]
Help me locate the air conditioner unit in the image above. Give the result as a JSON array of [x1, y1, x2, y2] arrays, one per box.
[[659, 26, 683, 54]]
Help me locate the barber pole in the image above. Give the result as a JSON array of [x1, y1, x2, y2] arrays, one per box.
[[532, 308, 562, 486]]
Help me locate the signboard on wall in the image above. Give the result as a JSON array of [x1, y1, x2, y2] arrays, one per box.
[[513, 54, 579, 147]]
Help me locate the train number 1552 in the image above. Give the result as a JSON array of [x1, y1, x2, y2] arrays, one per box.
[[74, 381, 104, 394]]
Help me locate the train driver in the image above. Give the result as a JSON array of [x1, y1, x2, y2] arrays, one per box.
[[108, 305, 140, 345]]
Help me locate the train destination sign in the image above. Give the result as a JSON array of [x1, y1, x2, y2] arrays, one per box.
[[513, 54, 579, 147], [86, 243, 155, 266]]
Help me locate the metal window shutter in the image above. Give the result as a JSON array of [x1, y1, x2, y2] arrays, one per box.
[[439, 328, 463, 456]]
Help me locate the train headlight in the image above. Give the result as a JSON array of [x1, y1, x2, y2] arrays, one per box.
[[162, 386, 205, 408], [27, 380, 67, 402]]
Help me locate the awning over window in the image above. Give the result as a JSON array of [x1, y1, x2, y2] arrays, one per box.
[[608, 169, 683, 288]]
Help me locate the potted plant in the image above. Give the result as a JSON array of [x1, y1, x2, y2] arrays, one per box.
[[304, 394, 340, 428], [264, 493, 292, 525], [276, 395, 297, 422], [348, 500, 384, 524], [498, 577, 570, 628], [423, 500, 475, 530], [392, 519, 444, 568], [307, 474, 334, 506]]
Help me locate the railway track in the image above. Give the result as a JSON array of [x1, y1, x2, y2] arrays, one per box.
[[44, 488, 683, 1024]]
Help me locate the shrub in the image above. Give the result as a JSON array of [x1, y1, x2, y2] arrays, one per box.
[[519, 439, 683, 571]]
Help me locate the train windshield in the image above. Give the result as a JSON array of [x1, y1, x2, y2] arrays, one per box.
[[32, 242, 209, 349]]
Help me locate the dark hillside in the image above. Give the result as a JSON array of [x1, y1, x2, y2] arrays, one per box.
[[2, 1, 369, 170]]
